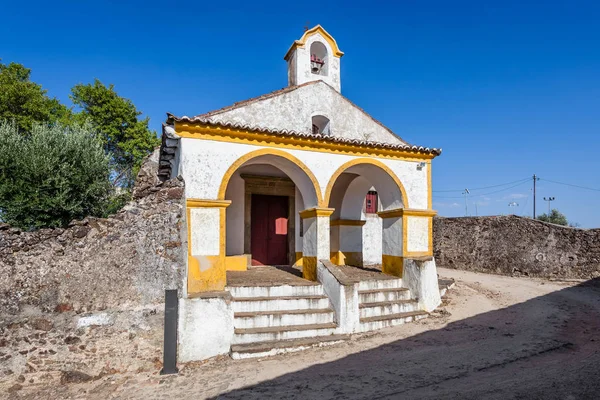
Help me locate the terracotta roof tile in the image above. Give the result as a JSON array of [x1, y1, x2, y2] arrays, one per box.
[[165, 114, 441, 156]]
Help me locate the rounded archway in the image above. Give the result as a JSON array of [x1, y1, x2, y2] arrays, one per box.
[[326, 159, 408, 268], [219, 149, 322, 266], [325, 158, 408, 211]]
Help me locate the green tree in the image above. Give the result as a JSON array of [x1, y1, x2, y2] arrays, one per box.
[[0, 121, 111, 230], [537, 209, 568, 226], [70, 79, 160, 188], [0, 61, 71, 133]]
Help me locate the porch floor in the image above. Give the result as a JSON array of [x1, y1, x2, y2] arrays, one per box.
[[336, 264, 399, 281], [226, 265, 319, 287]]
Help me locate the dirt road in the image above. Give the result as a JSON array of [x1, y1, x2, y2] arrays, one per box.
[[5, 268, 600, 399]]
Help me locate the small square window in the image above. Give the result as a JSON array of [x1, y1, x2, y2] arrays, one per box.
[[365, 191, 378, 214]]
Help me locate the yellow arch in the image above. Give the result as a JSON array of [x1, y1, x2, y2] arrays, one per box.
[[324, 158, 410, 209], [218, 148, 323, 206]]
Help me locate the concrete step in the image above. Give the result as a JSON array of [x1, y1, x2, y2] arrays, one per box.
[[230, 334, 350, 359], [359, 299, 420, 318], [233, 309, 335, 329], [358, 311, 429, 333], [358, 279, 403, 291], [232, 322, 338, 344], [358, 287, 411, 303], [231, 295, 330, 313], [227, 284, 324, 298]]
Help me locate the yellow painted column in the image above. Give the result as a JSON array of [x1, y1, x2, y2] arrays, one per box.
[[299, 207, 334, 281], [378, 208, 437, 276], [186, 199, 231, 294]]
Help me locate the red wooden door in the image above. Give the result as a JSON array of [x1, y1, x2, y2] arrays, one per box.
[[251, 194, 289, 266]]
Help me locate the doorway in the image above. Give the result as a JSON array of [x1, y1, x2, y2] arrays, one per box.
[[251, 194, 289, 266]]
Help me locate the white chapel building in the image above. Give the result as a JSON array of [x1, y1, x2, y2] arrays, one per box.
[[159, 25, 444, 361]]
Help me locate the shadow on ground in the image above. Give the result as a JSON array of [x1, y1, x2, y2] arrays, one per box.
[[215, 279, 600, 400]]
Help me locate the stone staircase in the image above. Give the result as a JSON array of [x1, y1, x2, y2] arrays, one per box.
[[227, 283, 349, 359], [357, 277, 428, 333]]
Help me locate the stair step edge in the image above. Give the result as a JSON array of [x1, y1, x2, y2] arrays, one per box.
[[234, 322, 337, 335], [360, 311, 428, 323], [231, 334, 350, 354], [233, 295, 329, 302], [359, 299, 418, 308], [358, 287, 409, 295], [235, 309, 334, 318]]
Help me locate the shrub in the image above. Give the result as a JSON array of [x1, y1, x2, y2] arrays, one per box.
[[0, 121, 111, 229]]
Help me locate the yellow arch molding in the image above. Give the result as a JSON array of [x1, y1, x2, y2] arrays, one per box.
[[217, 148, 323, 206], [284, 25, 344, 60], [324, 158, 410, 209]]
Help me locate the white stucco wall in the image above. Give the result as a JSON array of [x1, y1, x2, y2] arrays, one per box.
[[339, 225, 362, 252], [225, 172, 245, 255], [407, 216, 429, 253], [363, 214, 382, 265], [190, 208, 220, 256], [178, 139, 429, 210], [382, 217, 403, 257], [178, 297, 234, 362], [206, 81, 405, 146]]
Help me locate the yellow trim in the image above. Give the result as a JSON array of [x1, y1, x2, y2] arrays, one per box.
[[330, 251, 363, 267], [382, 255, 404, 277], [377, 209, 404, 219], [225, 255, 248, 271], [185, 206, 227, 294], [324, 158, 411, 208], [402, 215, 434, 258], [294, 252, 303, 267], [175, 123, 436, 163], [216, 147, 323, 206], [186, 199, 232, 208], [284, 25, 344, 60], [330, 219, 366, 226], [303, 256, 318, 281], [299, 207, 335, 219], [378, 208, 437, 219]]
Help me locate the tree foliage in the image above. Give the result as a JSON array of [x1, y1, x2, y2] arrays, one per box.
[[0, 61, 71, 133], [537, 209, 569, 226], [70, 79, 160, 188], [0, 121, 111, 230]]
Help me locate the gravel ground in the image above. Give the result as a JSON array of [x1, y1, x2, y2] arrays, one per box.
[[4, 268, 600, 400]]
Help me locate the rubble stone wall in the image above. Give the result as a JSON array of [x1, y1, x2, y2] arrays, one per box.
[[433, 215, 600, 279], [0, 150, 186, 390]]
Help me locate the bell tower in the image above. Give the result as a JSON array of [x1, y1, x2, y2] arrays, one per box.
[[284, 25, 344, 92]]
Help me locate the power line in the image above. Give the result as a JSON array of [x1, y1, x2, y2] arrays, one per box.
[[433, 180, 530, 199], [433, 177, 530, 193], [540, 178, 600, 192]]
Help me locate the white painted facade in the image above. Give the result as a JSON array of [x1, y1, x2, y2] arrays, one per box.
[[165, 25, 442, 363]]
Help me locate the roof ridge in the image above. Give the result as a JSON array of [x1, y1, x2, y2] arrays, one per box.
[[194, 81, 319, 119]]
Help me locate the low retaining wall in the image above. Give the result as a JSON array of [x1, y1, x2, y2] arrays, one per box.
[[0, 152, 185, 389], [433, 215, 600, 279]]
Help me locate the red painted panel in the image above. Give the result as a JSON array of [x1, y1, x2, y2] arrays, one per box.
[[251, 194, 289, 266], [366, 191, 378, 214]]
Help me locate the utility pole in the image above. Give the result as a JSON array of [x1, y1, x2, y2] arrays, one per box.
[[463, 189, 470, 216], [533, 174, 539, 219], [544, 196, 555, 215]]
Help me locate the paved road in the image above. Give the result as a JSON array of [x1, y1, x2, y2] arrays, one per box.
[[8, 268, 600, 399]]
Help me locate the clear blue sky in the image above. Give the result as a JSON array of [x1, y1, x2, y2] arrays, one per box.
[[2, 1, 599, 227]]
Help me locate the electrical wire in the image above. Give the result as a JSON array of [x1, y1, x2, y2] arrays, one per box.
[[539, 178, 600, 192], [433, 180, 531, 199], [432, 177, 530, 193]]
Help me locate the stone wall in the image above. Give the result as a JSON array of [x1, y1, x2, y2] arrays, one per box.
[[0, 151, 185, 391], [433, 215, 600, 279]]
